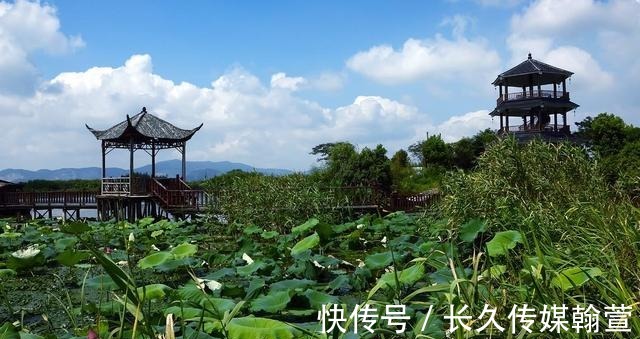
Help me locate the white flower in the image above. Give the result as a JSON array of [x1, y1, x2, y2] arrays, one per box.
[[356, 259, 365, 268], [193, 277, 222, 292], [116, 260, 128, 267], [151, 244, 160, 251], [4, 224, 10, 230], [356, 224, 364, 229], [242, 253, 254, 265], [128, 232, 135, 243], [312, 260, 325, 269], [12, 245, 40, 259]]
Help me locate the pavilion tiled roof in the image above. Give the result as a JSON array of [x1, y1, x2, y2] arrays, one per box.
[[492, 53, 573, 86], [86, 107, 202, 142]]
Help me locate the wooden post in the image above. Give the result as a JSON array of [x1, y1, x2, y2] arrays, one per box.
[[554, 113, 558, 131], [529, 84, 533, 97], [505, 85, 508, 99], [553, 83, 557, 98], [562, 80, 566, 97], [522, 86, 526, 98], [523, 116, 527, 130], [499, 85, 503, 101], [101, 141, 106, 178], [499, 113, 504, 131], [181, 143, 186, 181], [151, 141, 156, 178], [505, 114, 509, 131], [563, 112, 567, 129], [129, 138, 134, 195]]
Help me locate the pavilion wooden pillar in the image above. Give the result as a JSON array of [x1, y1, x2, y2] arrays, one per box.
[[181, 143, 186, 181], [554, 113, 558, 131], [505, 113, 509, 131], [562, 80, 567, 97], [151, 141, 156, 178], [563, 113, 567, 129], [129, 137, 134, 194], [553, 83, 557, 98], [499, 113, 504, 131], [499, 85, 503, 101], [101, 140, 106, 178]]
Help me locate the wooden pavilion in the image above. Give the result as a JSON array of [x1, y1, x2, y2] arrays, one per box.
[[491, 53, 579, 141], [86, 107, 206, 220]]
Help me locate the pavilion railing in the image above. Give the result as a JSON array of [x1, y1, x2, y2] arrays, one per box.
[[497, 90, 569, 104], [101, 178, 130, 195]]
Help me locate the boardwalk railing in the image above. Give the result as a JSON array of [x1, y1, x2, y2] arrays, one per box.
[[388, 191, 440, 212], [150, 178, 207, 211], [0, 191, 98, 207]]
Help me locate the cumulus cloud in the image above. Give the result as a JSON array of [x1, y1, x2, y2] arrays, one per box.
[[0, 54, 438, 171], [270, 72, 306, 91], [0, 0, 83, 95], [434, 110, 496, 142], [346, 31, 501, 87], [506, 0, 640, 91]]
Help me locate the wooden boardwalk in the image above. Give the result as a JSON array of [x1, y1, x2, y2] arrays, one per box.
[[0, 185, 439, 221]]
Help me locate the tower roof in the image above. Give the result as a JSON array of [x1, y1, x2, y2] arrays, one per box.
[[492, 53, 573, 87], [86, 107, 202, 143]]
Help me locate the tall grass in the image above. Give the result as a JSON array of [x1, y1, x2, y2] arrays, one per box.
[[436, 137, 639, 336]]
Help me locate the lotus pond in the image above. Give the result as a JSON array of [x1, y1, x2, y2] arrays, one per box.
[[0, 208, 638, 338]]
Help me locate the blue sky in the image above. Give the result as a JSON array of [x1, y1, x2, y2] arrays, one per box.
[[0, 0, 639, 171]]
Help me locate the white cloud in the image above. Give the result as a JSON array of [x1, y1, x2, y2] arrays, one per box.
[[270, 72, 307, 91], [0, 0, 83, 95], [0, 54, 440, 171], [346, 33, 500, 86], [506, 0, 640, 93], [434, 110, 496, 142]]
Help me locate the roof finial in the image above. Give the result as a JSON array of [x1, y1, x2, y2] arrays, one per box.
[[528, 52, 532, 60], [142, 106, 147, 113]]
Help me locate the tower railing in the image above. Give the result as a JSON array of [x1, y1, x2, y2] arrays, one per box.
[[497, 90, 570, 104]]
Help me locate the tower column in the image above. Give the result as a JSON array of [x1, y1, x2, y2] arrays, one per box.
[[499, 113, 504, 131], [553, 83, 557, 98], [562, 80, 567, 97], [554, 113, 558, 131]]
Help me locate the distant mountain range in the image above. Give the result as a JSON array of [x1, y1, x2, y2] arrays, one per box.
[[0, 160, 293, 183]]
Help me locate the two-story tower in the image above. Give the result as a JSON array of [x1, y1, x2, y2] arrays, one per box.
[[491, 53, 579, 140]]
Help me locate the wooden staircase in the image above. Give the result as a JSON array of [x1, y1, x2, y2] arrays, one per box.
[[150, 177, 208, 216]]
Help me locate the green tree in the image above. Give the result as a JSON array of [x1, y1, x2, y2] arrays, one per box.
[[575, 113, 628, 157], [409, 134, 452, 168], [312, 142, 392, 190]]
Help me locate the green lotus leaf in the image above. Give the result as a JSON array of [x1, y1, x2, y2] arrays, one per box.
[[290, 232, 319, 256], [227, 317, 298, 339], [137, 251, 173, 269], [486, 230, 523, 257], [269, 279, 315, 292], [56, 249, 91, 267], [552, 267, 603, 291], [137, 283, 171, 301], [249, 291, 291, 313], [364, 251, 393, 270], [303, 289, 338, 309], [459, 219, 486, 242], [291, 218, 319, 235], [170, 243, 197, 259]]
